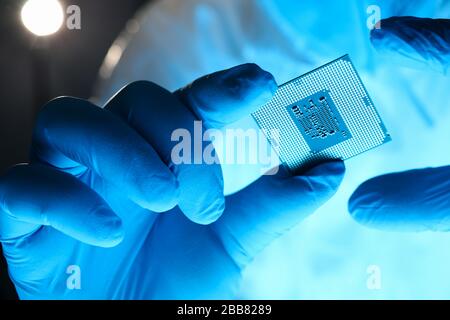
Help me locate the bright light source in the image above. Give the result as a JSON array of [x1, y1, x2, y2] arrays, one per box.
[[21, 0, 64, 36]]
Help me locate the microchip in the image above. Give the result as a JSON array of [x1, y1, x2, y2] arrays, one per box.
[[252, 55, 391, 172]]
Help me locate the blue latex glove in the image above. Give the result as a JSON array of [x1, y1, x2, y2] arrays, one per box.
[[349, 17, 450, 231], [0, 64, 344, 299]]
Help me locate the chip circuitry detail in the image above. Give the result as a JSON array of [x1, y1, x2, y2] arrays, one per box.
[[252, 55, 391, 171]]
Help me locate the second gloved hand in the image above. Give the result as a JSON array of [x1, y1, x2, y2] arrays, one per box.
[[349, 16, 450, 231]]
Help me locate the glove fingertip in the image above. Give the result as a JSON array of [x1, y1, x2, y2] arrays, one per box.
[[81, 206, 125, 248], [347, 185, 376, 224]]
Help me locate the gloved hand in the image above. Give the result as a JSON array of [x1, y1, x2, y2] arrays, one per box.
[[0, 63, 345, 299], [349, 17, 450, 231]]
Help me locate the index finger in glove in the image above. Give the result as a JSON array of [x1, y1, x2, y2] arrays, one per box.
[[349, 166, 450, 232]]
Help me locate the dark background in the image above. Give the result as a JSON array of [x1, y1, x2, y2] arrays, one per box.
[[0, 0, 150, 299]]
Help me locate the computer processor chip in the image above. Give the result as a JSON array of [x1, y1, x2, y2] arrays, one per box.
[[252, 55, 391, 172]]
